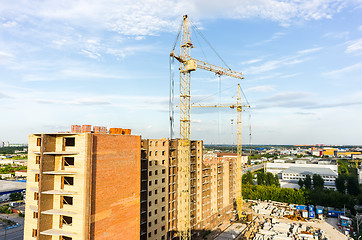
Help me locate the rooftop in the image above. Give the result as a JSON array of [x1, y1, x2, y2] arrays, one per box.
[[282, 167, 337, 176], [0, 180, 26, 194]]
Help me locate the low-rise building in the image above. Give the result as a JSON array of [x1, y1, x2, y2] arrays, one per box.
[[266, 161, 338, 190], [281, 167, 337, 189]]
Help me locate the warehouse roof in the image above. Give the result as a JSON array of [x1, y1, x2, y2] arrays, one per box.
[[0, 180, 26, 195], [282, 167, 337, 176]]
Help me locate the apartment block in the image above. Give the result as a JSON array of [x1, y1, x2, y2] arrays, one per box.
[[141, 139, 238, 240], [24, 126, 240, 240], [24, 126, 141, 240]]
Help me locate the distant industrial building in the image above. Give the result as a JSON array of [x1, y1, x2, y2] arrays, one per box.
[[0, 179, 26, 202], [317, 147, 362, 158], [266, 161, 338, 189], [24, 125, 241, 240]]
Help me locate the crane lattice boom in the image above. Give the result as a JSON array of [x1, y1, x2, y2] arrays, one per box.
[[170, 15, 245, 239], [192, 84, 250, 219]]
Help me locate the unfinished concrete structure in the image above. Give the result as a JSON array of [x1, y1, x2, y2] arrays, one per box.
[[24, 126, 240, 240], [141, 139, 239, 240], [24, 126, 140, 240]]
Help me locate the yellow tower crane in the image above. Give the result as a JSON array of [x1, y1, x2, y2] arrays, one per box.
[[170, 15, 244, 240], [192, 84, 250, 220]]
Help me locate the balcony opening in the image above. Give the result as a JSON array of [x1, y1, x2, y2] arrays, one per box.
[[61, 236, 72, 240], [60, 215, 72, 227], [36, 138, 41, 146], [64, 137, 75, 147], [34, 192, 39, 200], [35, 174, 39, 182], [61, 176, 74, 188], [36, 156, 40, 164], [62, 157, 75, 168], [61, 196, 73, 208], [32, 229, 37, 237]]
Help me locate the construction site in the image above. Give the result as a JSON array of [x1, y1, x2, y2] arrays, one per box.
[[22, 15, 350, 240]]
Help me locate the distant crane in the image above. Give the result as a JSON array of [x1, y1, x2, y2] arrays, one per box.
[[170, 15, 244, 239], [192, 84, 250, 220]]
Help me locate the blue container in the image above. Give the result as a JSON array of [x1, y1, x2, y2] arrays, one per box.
[[309, 205, 314, 212], [296, 205, 307, 210], [328, 210, 344, 218], [341, 219, 348, 227], [309, 211, 315, 218], [316, 208, 323, 214]]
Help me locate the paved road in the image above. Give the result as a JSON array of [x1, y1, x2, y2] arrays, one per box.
[[0, 227, 24, 240], [0, 213, 24, 240], [242, 163, 264, 173]]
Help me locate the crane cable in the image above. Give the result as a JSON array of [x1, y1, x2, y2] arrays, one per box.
[[169, 18, 184, 139], [169, 56, 175, 139], [190, 20, 232, 71]]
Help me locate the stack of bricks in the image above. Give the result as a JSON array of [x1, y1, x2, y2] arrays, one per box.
[[93, 126, 107, 133], [81, 125, 92, 133], [109, 128, 132, 135], [71, 125, 81, 133]]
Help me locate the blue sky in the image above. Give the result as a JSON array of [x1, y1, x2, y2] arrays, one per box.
[[0, 0, 362, 145]]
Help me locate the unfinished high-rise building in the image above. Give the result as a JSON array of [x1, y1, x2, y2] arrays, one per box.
[[24, 125, 241, 240]]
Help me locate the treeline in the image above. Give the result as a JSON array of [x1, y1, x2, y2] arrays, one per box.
[[0, 164, 27, 174], [249, 153, 276, 160], [0, 147, 27, 155], [297, 174, 324, 189], [242, 184, 359, 212], [242, 185, 306, 204], [242, 171, 279, 187]]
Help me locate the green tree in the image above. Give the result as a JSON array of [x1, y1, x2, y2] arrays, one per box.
[[257, 172, 265, 185], [312, 174, 324, 189], [242, 171, 253, 185], [9, 192, 23, 201], [304, 175, 312, 190], [335, 176, 346, 194], [274, 174, 280, 187], [347, 176, 360, 195], [298, 178, 304, 189], [265, 172, 275, 186]]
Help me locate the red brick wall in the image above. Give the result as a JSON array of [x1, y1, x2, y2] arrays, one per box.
[[90, 134, 141, 240]]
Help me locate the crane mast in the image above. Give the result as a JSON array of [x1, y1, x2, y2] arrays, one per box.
[[192, 84, 250, 219], [178, 15, 192, 240], [170, 15, 245, 239]]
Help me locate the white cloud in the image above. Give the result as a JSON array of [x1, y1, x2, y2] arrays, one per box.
[[191, 119, 202, 123], [323, 62, 362, 77], [244, 45, 321, 75], [0, 0, 350, 37], [80, 49, 101, 59], [245, 56, 307, 75], [279, 73, 300, 79], [36, 98, 111, 106], [261, 91, 315, 102], [322, 31, 349, 39], [297, 47, 323, 54], [0, 92, 10, 99], [1, 21, 18, 28], [23, 66, 126, 82], [0, 50, 15, 65], [222, 0, 345, 22], [246, 85, 275, 92], [241, 58, 263, 65], [248, 32, 286, 46], [345, 38, 362, 54]]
